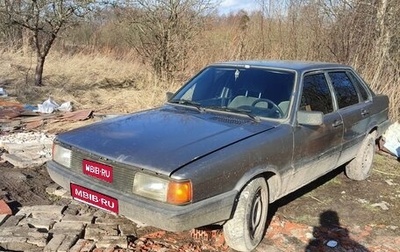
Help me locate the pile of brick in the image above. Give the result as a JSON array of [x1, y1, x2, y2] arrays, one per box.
[[0, 195, 136, 251]]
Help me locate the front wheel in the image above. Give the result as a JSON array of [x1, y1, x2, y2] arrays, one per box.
[[223, 177, 269, 252]]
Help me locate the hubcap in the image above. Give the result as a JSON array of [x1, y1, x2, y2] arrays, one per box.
[[362, 139, 374, 173], [250, 189, 263, 238]]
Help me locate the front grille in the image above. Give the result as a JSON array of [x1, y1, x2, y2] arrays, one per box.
[[70, 148, 138, 195]]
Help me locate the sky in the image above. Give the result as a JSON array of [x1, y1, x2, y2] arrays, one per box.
[[217, 0, 260, 15]]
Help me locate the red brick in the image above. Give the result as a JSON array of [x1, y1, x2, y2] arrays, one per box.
[[0, 200, 12, 215]]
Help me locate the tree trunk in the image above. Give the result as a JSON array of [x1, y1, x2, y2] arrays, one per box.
[[35, 55, 45, 86]]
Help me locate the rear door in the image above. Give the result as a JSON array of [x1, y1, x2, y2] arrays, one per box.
[[327, 70, 373, 166]]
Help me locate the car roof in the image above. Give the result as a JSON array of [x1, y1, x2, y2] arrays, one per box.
[[211, 60, 351, 72]]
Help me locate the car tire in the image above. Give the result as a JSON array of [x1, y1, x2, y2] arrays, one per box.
[[223, 177, 269, 252], [345, 132, 376, 181]]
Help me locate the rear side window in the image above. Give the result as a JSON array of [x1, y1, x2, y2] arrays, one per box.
[[301, 74, 334, 114], [329, 72, 359, 108], [347, 71, 370, 101]]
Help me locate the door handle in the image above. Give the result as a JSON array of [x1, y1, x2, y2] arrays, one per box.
[[332, 120, 343, 127], [361, 109, 370, 117]]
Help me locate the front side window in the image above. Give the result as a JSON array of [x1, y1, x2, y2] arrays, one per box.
[[329, 72, 359, 108], [171, 66, 295, 119], [301, 73, 334, 114]]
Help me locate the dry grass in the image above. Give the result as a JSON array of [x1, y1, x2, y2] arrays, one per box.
[[0, 50, 182, 114]]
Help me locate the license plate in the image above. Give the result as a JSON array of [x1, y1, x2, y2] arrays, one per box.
[[70, 183, 119, 214], [82, 159, 113, 183]]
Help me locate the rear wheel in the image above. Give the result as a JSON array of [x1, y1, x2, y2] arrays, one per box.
[[345, 132, 376, 181], [223, 177, 269, 252]]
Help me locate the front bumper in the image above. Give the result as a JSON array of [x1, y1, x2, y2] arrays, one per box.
[[46, 160, 237, 231]]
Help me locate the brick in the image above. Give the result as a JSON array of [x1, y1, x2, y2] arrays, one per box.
[[0, 238, 40, 251], [0, 214, 10, 226], [46, 184, 69, 197], [62, 214, 94, 224], [95, 216, 130, 225], [43, 234, 66, 252], [1, 215, 24, 227], [16, 205, 66, 216], [118, 223, 137, 236], [57, 235, 79, 252], [18, 217, 56, 231], [0, 226, 48, 247], [68, 239, 88, 252], [63, 204, 80, 215], [0, 226, 24, 236], [85, 224, 118, 241], [69, 203, 91, 215], [50, 222, 85, 236], [31, 211, 63, 221], [46, 183, 60, 195], [92, 209, 108, 218], [54, 187, 69, 197], [26, 232, 48, 247], [0, 200, 12, 215], [69, 239, 96, 252], [96, 237, 128, 249], [0, 236, 27, 243], [2, 226, 35, 236]]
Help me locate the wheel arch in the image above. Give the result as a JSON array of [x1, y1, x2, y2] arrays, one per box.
[[233, 166, 282, 205]]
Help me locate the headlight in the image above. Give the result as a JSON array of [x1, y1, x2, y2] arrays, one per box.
[[133, 173, 192, 205], [52, 144, 72, 168]]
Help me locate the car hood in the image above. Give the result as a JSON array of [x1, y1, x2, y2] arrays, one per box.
[[57, 105, 277, 176]]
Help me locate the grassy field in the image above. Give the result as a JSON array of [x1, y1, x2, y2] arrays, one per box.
[[0, 51, 181, 114]]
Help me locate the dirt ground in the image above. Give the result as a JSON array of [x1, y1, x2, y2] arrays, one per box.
[[0, 146, 399, 251]]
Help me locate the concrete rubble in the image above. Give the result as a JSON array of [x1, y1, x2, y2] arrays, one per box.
[[0, 132, 55, 168]]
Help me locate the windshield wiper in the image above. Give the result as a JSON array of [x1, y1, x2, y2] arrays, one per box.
[[210, 107, 261, 122], [170, 99, 205, 112]]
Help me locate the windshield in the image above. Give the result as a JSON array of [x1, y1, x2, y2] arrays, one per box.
[[170, 66, 295, 119]]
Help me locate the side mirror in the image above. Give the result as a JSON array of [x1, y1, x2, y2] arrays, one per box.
[[297, 110, 324, 126], [166, 92, 174, 101]]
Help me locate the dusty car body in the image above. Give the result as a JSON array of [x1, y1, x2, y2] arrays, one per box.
[[47, 61, 390, 251]]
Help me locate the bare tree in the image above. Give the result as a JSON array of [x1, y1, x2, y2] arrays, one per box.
[[122, 0, 216, 80], [0, 0, 102, 86]]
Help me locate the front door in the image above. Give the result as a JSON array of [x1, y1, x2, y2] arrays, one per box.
[[289, 72, 343, 193]]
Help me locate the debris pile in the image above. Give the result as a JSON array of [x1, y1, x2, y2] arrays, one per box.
[[0, 132, 55, 168], [382, 122, 400, 158], [0, 95, 93, 133]]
